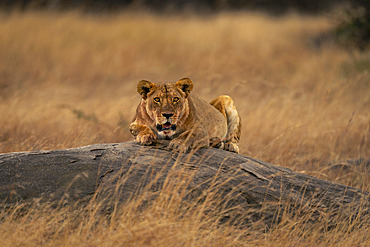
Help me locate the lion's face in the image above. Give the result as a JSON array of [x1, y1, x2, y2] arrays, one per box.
[[137, 78, 193, 139]]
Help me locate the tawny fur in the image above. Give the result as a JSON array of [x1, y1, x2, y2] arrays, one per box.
[[130, 78, 241, 153]]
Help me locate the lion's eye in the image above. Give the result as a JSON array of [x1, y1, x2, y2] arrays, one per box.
[[173, 97, 180, 103], [154, 97, 161, 103]]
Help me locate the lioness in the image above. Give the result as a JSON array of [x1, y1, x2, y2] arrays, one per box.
[[130, 78, 241, 153]]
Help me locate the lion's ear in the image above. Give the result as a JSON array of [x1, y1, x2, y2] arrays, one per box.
[[176, 78, 193, 97], [137, 80, 155, 99]]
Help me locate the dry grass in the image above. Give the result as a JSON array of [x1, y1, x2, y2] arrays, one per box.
[[0, 10, 369, 246], [1, 162, 369, 247], [0, 165, 369, 247]]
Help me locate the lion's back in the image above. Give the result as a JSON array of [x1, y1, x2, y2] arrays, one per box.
[[188, 95, 228, 139]]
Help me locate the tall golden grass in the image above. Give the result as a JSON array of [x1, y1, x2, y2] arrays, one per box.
[[0, 160, 368, 247], [0, 11, 369, 246]]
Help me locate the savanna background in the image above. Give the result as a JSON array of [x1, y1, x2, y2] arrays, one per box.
[[0, 0, 369, 246]]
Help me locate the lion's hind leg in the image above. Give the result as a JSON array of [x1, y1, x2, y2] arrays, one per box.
[[210, 95, 241, 153]]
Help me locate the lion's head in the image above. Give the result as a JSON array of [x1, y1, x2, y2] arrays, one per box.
[[137, 78, 193, 139]]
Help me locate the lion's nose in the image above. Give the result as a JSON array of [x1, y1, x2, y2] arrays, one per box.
[[162, 113, 173, 119]]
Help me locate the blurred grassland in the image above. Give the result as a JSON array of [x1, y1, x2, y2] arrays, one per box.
[[0, 11, 369, 188], [0, 11, 369, 247]]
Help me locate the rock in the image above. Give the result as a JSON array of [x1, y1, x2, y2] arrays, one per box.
[[0, 141, 368, 226]]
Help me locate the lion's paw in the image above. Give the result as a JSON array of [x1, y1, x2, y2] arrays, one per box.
[[168, 138, 190, 153], [210, 137, 223, 149], [223, 142, 239, 153], [137, 133, 157, 146]]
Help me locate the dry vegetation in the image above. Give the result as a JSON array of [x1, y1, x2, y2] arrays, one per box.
[[0, 11, 369, 246]]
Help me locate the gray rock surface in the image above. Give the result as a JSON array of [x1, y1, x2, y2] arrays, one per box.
[[0, 141, 368, 225]]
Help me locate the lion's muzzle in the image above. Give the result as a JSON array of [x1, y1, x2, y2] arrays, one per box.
[[156, 122, 176, 132]]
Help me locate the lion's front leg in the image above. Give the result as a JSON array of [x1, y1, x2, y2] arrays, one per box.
[[169, 127, 209, 152], [130, 122, 157, 146]]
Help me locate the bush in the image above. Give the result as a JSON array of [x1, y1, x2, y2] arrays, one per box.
[[335, 1, 370, 49]]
